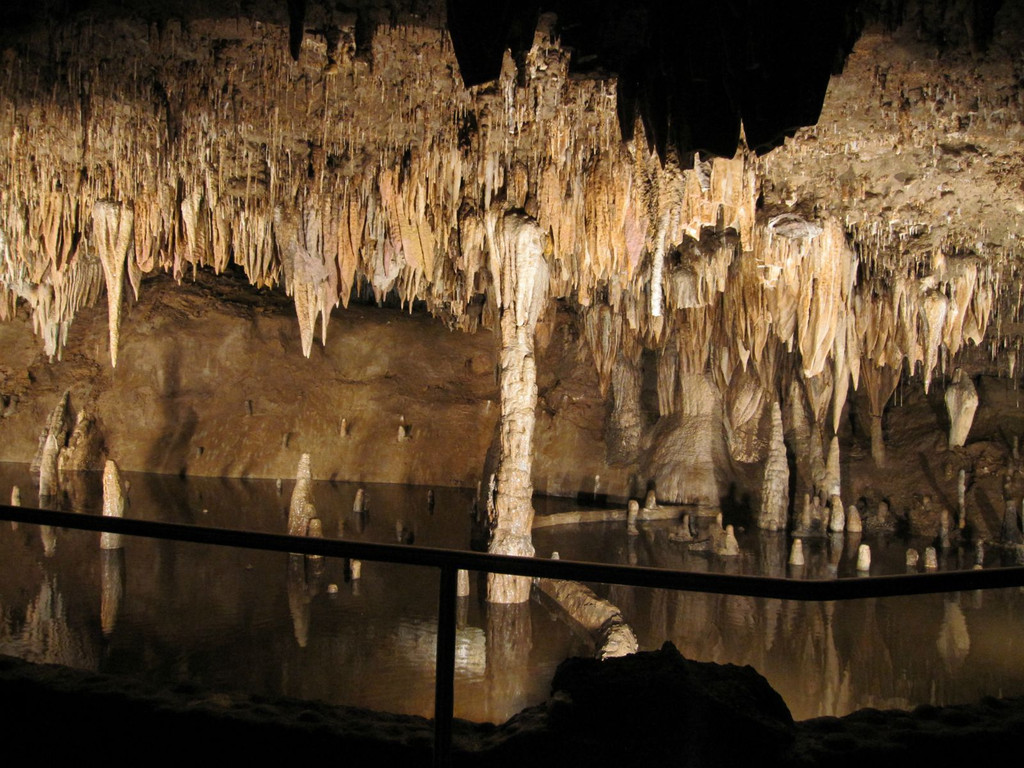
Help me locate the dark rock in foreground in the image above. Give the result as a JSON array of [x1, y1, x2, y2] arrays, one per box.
[[3, 647, 1023, 766]]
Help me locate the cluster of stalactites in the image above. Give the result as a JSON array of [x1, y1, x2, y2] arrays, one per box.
[[0, 14, 772, 366], [581, 200, 1001, 472]]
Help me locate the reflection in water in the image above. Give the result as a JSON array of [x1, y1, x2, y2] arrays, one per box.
[[2, 464, 1024, 723], [100, 548, 124, 636], [0, 466, 580, 724]]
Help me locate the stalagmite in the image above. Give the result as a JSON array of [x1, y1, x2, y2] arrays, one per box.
[[91, 201, 134, 368], [716, 524, 740, 557], [945, 369, 978, 448], [758, 401, 789, 532], [957, 469, 967, 527], [906, 549, 919, 568], [10, 486, 20, 506], [789, 539, 805, 567], [626, 499, 639, 536], [824, 437, 841, 498], [36, 392, 69, 500], [288, 453, 314, 537], [828, 496, 845, 533], [1000, 500, 1023, 544], [457, 569, 470, 597], [100, 459, 125, 550], [486, 212, 549, 604], [846, 505, 862, 533], [861, 364, 899, 468], [353, 487, 365, 513], [924, 547, 939, 569], [856, 544, 871, 572]]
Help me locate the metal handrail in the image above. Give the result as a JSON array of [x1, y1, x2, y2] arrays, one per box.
[[4, 503, 1024, 766]]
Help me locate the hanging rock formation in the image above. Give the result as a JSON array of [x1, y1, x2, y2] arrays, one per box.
[[945, 369, 979, 448]]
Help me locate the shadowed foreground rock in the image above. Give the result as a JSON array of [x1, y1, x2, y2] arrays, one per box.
[[3, 646, 1024, 767]]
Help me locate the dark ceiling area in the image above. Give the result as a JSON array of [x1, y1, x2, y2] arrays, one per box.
[[1, 0, 1009, 160], [447, 0, 866, 159]]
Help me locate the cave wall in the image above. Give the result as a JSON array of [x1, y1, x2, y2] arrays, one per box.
[[1, 1, 1024, 515]]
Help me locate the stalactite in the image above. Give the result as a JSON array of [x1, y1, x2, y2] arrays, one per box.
[[945, 369, 978, 448], [91, 201, 134, 368]]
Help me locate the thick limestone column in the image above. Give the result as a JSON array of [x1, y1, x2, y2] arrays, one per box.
[[486, 212, 548, 604], [758, 401, 789, 531]]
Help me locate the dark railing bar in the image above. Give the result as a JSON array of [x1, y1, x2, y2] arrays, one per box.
[[3, 504, 1024, 601], [434, 566, 457, 768]]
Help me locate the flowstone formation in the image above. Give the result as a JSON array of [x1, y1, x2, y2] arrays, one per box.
[[2, 1, 1024, 599]]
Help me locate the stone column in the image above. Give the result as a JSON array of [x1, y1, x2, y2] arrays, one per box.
[[486, 212, 548, 604]]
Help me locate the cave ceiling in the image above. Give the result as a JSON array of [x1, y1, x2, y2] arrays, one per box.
[[1, 0, 1024, 417]]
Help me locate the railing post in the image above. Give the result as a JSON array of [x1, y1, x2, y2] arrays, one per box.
[[434, 565, 457, 768]]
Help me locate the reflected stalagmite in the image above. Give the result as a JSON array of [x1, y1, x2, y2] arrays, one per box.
[[100, 548, 125, 636], [100, 459, 125, 550], [937, 598, 970, 670], [485, 602, 533, 721]]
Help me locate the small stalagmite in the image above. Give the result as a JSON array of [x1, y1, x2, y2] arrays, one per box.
[[906, 548, 920, 568], [945, 369, 978, 448], [457, 569, 470, 598], [288, 453, 314, 537], [758, 401, 789, 531], [716, 524, 740, 557], [788, 539, 805, 567], [100, 459, 125, 550], [353, 487, 365, 513], [828, 495, 845, 533], [957, 468, 967, 527], [10, 486, 20, 506], [856, 543, 871, 572], [846, 505, 862, 533], [924, 547, 939, 569], [626, 499, 639, 536]]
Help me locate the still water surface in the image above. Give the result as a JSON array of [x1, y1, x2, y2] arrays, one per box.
[[2, 463, 1023, 723]]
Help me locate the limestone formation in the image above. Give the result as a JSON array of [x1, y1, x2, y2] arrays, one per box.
[[353, 488, 365, 514], [906, 549, 919, 568], [288, 453, 315, 537], [716, 525, 740, 557], [626, 499, 639, 536], [924, 547, 939, 570], [846, 505, 862, 534], [758, 401, 789, 532], [91, 201, 134, 368], [828, 496, 845, 534], [788, 540, 804, 567], [487, 213, 548, 605], [457, 569, 470, 598], [945, 370, 979, 449], [57, 411, 103, 472], [10, 486, 20, 506], [100, 459, 125, 550], [856, 544, 871, 573], [35, 392, 70, 499], [535, 577, 638, 660]]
